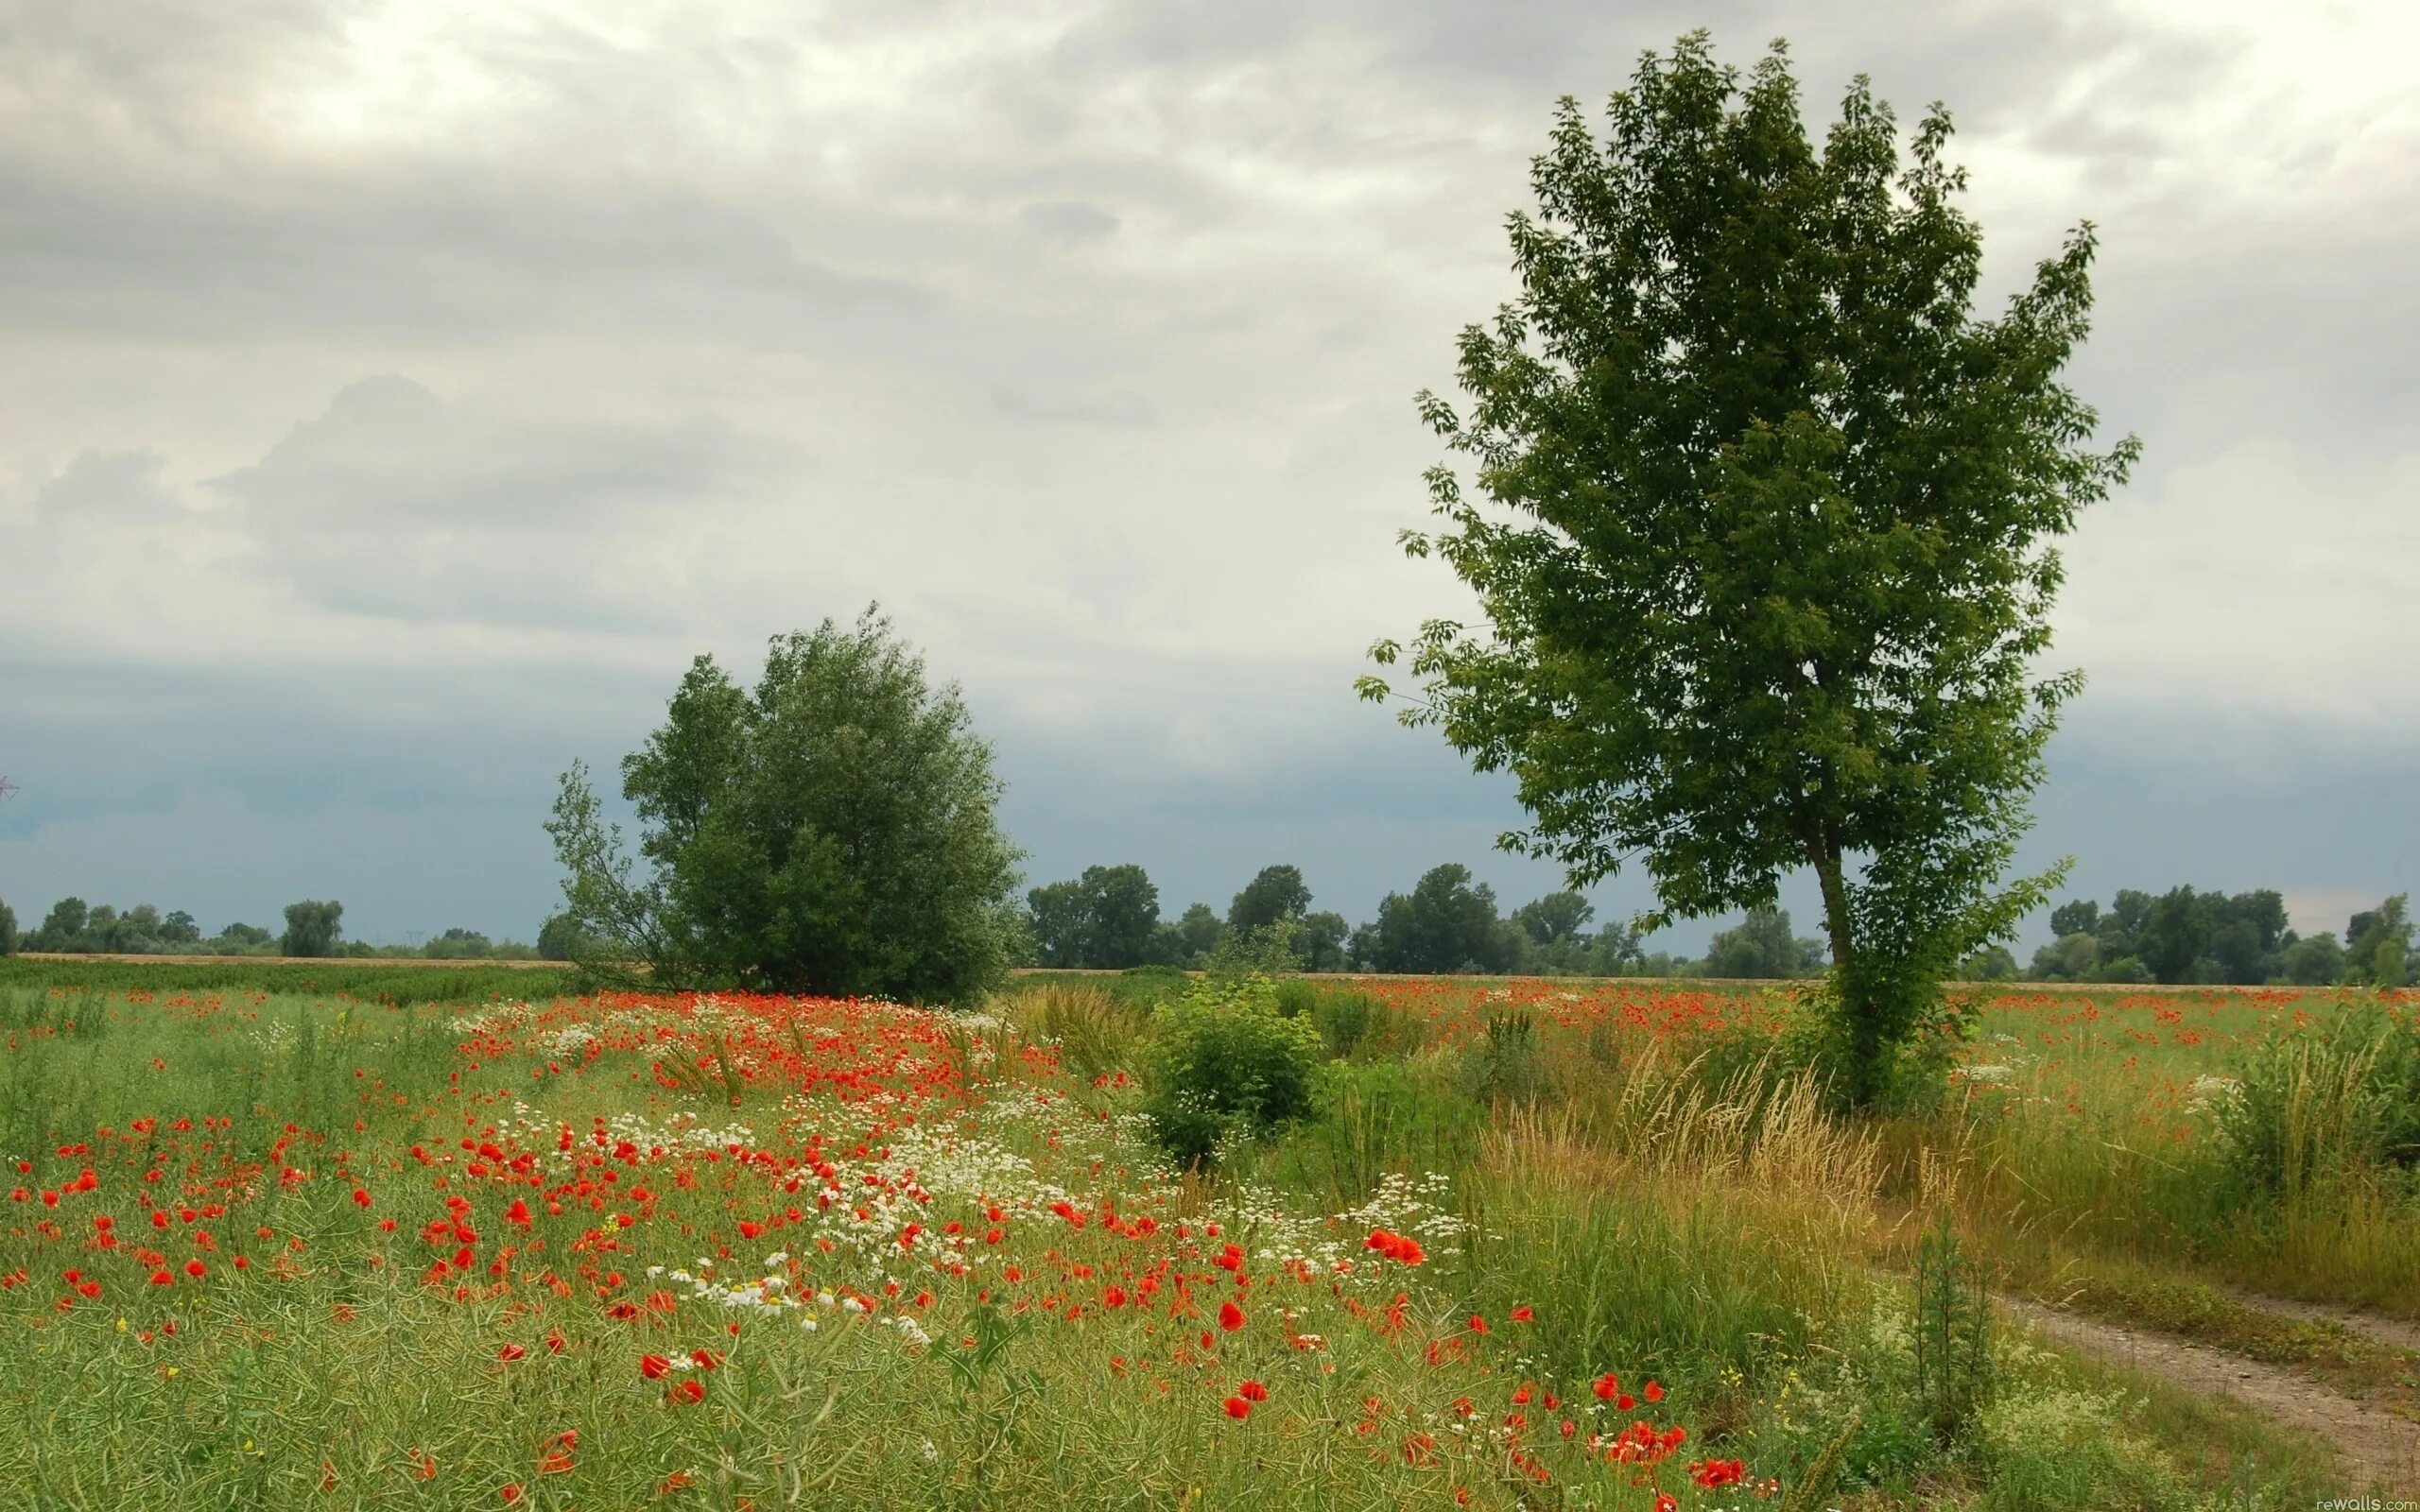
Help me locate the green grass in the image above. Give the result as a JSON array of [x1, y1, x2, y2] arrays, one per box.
[[0, 954, 577, 1006], [0, 961, 2373, 1509]]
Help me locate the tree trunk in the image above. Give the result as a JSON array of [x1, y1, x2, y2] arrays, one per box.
[[1810, 838, 1880, 1108]]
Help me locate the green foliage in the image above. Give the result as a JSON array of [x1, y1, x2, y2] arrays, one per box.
[[1009, 985, 1148, 1084], [2345, 894, 2412, 988], [2276, 931, 2344, 987], [2037, 885, 2300, 984], [279, 900, 345, 958], [1959, 944, 2019, 981], [0, 898, 15, 956], [1204, 918, 1306, 976], [1139, 974, 1324, 1167], [1511, 889, 1593, 947], [1357, 864, 1511, 973], [545, 606, 1025, 1003], [0, 955, 572, 1006], [535, 912, 593, 962], [1361, 32, 2133, 1106], [1457, 1008, 1546, 1107], [1297, 909, 1349, 972], [1267, 1057, 1483, 1205], [1910, 1216, 1993, 1444], [2218, 1005, 2420, 1203], [1226, 864, 1311, 935], [1026, 864, 1162, 969], [1703, 907, 1823, 979], [1974, 1383, 2190, 1511], [1308, 988, 1388, 1059]]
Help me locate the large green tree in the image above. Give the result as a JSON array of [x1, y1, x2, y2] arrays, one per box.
[[1360, 34, 2135, 1103], [546, 608, 1025, 1002], [1362, 864, 1511, 974], [1228, 865, 1314, 935]]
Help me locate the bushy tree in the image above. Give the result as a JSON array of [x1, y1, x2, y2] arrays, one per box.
[[424, 928, 493, 959], [33, 897, 89, 952], [2047, 898, 2100, 939], [281, 900, 345, 958], [216, 922, 276, 951], [1027, 880, 1089, 968], [1360, 33, 2134, 1104], [1025, 866, 1164, 969], [1300, 910, 1349, 972], [1173, 902, 1226, 964], [545, 608, 1025, 1002], [1512, 891, 1595, 947], [1080, 865, 1162, 970], [2347, 896, 2412, 989], [2029, 931, 2099, 983], [1960, 944, 2019, 981], [1703, 907, 1818, 978], [2278, 932, 2344, 987], [1363, 865, 1511, 973], [1141, 975, 1324, 1167], [1228, 865, 1313, 935], [0, 897, 16, 956], [536, 913, 592, 963]]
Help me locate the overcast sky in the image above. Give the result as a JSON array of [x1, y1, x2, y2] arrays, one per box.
[[2, 0, 2414, 952]]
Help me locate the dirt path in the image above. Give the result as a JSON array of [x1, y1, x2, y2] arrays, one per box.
[[2000, 1294, 2420, 1490], [2220, 1288, 2420, 1356]]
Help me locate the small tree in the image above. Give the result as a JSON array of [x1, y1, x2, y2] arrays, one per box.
[[0, 897, 16, 956], [281, 900, 345, 957], [2346, 896, 2413, 989], [545, 608, 1025, 1002], [1361, 33, 2135, 1105]]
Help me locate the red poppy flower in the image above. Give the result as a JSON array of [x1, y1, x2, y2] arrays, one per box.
[[1239, 1380, 1268, 1402], [498, 1344, 527, 1363], [640, 1352, 672, 1380], [1219, 1300, 1245, 1332], [1222, 1395, 1251, 1420], [668, 1379, 706, 1404]]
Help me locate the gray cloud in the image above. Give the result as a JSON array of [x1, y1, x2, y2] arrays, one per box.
[[1020, 199, 1122, 246], [0, 0, 2412, 939]]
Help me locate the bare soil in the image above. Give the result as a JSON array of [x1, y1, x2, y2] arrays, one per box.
[[2001, 1294, 2420, 1491]]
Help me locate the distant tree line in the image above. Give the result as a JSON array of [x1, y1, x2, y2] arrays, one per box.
[[2017, 888, 2411, 988], [0, 894, 552, 962], [1020, 861, 1831, 979]]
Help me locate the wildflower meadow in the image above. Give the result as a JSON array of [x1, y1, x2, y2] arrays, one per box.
[[6, 965, 2409, 1507]]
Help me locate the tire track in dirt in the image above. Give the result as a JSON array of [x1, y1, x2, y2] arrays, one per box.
[[2219, 1288, 2420, 1357], [1999, 1294, 2420, 1491]]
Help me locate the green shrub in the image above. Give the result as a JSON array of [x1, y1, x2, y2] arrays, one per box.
[[1456, 1007, 1546, 1106], [1976, 1383, 2187, 1510], [1309, 988, 1386, 1059], [1009, 985, 1147, 1083], [0, 898, 16, 957], [1910, 1215, 1993, 1444], [1269, 1056, 1483, 1205], [1270, 977, 1320, 1019], [1141, 974, 1324, 1167], [2219, 1005, 2420, 1203]]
